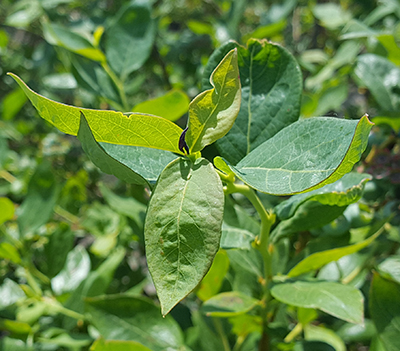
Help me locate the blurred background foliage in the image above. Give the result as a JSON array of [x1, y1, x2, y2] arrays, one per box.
[[0, 0, 400, 350]]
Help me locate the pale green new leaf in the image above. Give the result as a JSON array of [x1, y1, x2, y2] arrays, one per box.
[[220, 115, 373, 195], [8, 73, 184, 154], [145, 157, 224, 316], [185, 49, 241, 153], [287, 226, 383, 277], [271, 281, 364, 324]]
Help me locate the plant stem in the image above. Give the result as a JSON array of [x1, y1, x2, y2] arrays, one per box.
[[224, 183, 276, 287], [284, 323, 303, 343], [101, 62, 130, 111], [214, 318, 231, 351]]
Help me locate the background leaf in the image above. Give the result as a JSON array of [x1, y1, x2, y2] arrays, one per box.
[[86, 295, 184, 351], [105, 0, 156, 80], [90, 339, 152, 351], [132, 90, 189, 122], [223, 116, 373, 195], [203, 39, 302, 165], [271, 281, 364, 324], [145, 157, 224, 315]]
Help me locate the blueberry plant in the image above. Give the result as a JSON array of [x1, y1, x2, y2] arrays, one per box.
[[1, 1, 400, 351]]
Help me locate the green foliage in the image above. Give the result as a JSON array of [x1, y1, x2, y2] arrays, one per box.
[[1, 0, 400, 350]]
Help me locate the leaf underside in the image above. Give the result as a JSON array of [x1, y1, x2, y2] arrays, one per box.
[[145, 157, 224, 316]]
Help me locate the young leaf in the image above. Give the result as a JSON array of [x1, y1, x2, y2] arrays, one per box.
[[370, 272, 400, 351], [219, 115, 373, 195], [204, 39, 302, 164], [90, 339, 152, 351], [77, 112, 176, 186], [271, 281, 364, 324], [185, 48, 241, 153], [8, 73, 184, 154], [105, 0, 156, 79], [86, 295, 184, 351], [287, 225, 383, 277], [145, 157, 224, 316]]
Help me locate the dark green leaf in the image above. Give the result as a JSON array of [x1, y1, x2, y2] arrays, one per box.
[[222, 116, 373, 195], [145, 157, 224, 316], [355, 54, 400, 111], [204, 39, 302, 164], [275, 172, 371, 220], [370, 272, 400, 351], [17, 161, 61, 237], [271, 281, 364, 324], [105, 0, 156, 79], [86, 295, 184, 351]]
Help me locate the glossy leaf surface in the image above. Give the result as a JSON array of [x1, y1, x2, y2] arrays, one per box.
[[8, 74, 184, 154], [86, 295, 184, 351], [222, 116, 373, 195], [271, 281, 364, 324], [185, 49, 241, 153], [203, 39, 302, 164], [377, 256, 400, 284], [145, 157, 224, 316], [370, 273, 400, 351]]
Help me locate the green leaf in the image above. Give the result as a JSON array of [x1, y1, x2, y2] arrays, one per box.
[[8, 73, 184, 154], [0, 337, 33, 351], [51, 246, 91, 295], [203, 39, 302, 164], [43, 223, 75, 278], [378, 256, 400, 284], [221, 115, 373, 195], [42, 22, 106, 62], [1, 87, 27, 121], [355, 54, 400, 111], [0, 242, 21, 264], [271, 281, 364, 324], [370, 273, 400, 351], [145, 157, 224, 316], [132, 90, 190, 122], [271, 202, 346, 242], [86, 295, 184, 351], [17, 161, 61, 237], [105, 0, 156, 79], [287, 225, 383, 277], [0, 197, 14, 225], [78, 112, 149, 186], [0, 279, 25, 309], [197, 250, 230, 301], [185, 48, 240, 153], [99, 142, 177, 185], [276, 172, 371, 220], [312, 3, 351, 29], [202, 291, 260, 317], [304, 325, 346, 351], [90, 339, 152, 351]]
